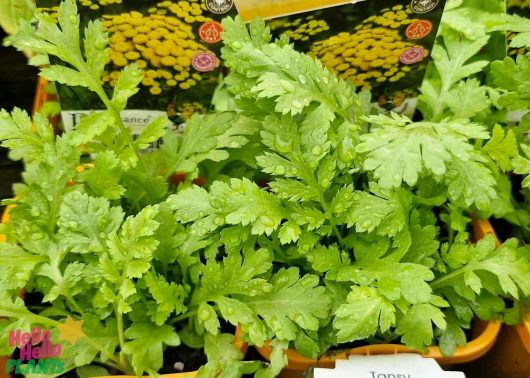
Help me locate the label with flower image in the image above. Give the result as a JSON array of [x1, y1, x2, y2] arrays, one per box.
[[36, 0, 447, 132]]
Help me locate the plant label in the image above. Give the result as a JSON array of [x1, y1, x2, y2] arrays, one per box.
[[314, 354, 465, 378], [36, 0, 447, 134]]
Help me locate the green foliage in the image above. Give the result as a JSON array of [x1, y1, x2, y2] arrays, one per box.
[[4, 2, 530, 377], [166, 15, 530, 369]]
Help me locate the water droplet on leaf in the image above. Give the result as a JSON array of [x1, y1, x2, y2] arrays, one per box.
[[198, 309, 211, 321], [361, 220, 372, 229], [274, 165, 286, 175], [274, 135, 292, 153], [311, 146, 322, 155]]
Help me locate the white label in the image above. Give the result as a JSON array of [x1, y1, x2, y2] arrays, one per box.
[[61, 109, 172, 135], [506, 110, 529, 123], [314, 354, 465, 378]]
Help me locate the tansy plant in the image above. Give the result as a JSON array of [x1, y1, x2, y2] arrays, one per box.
[[418, 0, 530, 245], [0, 1, 265, 377], [2, 1, 530, 378], [168, 15, 530, 374]]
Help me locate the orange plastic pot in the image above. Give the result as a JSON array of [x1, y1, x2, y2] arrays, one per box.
[[463, 225, 530, 377], [33, 78, 60, 133], [234, 219, 502, 378], [97, 373, 196, 378], [1, 206, 12, 378]]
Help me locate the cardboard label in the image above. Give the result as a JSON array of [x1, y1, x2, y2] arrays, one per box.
[[37, 0, 447, 130], [314, 354, 465, 378]]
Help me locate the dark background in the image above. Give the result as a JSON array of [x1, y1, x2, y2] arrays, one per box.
[[0, 29, 38, 211]]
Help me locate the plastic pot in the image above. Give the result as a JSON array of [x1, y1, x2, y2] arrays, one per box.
[[33, 78, 60, 133], [462, 223, 530, 378], [234, 219, 502, 378]]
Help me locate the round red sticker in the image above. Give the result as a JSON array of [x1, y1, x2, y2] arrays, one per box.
[[192, 52, 217, 72], [400, 47, 425, 64], [199, 21, 223, 44], [405, 20, 433, 40]]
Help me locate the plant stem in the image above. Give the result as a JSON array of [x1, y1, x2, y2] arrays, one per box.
[[114, 305, 127, 367], [66, 294, 83, 315], [317, 193, 345, 246], [169, 310, 197, 324], [430, 264, 480, 290]]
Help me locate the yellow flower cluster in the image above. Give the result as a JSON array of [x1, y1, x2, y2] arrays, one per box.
[[79, 0, 122, 11], [507, 0, 530, 8], [178, 102, 207, 121], [153, 0, 209, 23], [37, 6, 59, 19], [101, 9, 216, 95], [507, 32, 529, 57], [269, 16, 330, 41], [309, 5, 420, 90]]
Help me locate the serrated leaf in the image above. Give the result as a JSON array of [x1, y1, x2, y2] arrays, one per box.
[[396, 303, 446, 351], [334, 286, 395, 342], [483, 125, 517, 171]]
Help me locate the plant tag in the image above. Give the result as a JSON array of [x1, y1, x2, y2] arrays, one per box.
[[314, 354, 465, 378], [37, 0, 448, 133]]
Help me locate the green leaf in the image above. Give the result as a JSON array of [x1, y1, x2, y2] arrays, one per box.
[[512, 144, 530, 188], [278, 221, 301, 244], [0, 109, 54, 162], [396, 303, 447, 351], [169, 178, 287, 236], [134, 116, 168, 150], [432, 237, 530, 300], [58, 191, 124, 253], [445, 153, 497, 211], [483, 125, 517, 171], [162, 112, 255, 176], [438, 311, 467, 357], [0, 0, 34, 35], [358, 117, 490, 189], [221, 16, 358, 123], [0, 243, 47, 290], [196, 333, 258, 378], [334, 286, 395, 343], [67, 112, 114, 147], [111, 64, 142, 112], [445, 79, 491, 119], [343, 188, 411, 237], [123, 322, 180, 375], [76, 365, 110, 378], [144, 271, 188, 325], [83, 151, 125, 200], [240, 268, 331, 341]]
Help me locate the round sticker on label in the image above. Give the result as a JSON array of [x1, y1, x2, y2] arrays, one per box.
[[405, 20, 433, 39], [205, 0, 233, 14], [400, 47, 425, 64], [199, 21, 223, 44], [410, 0, 439, 13], [192, 51, 217, 72]]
